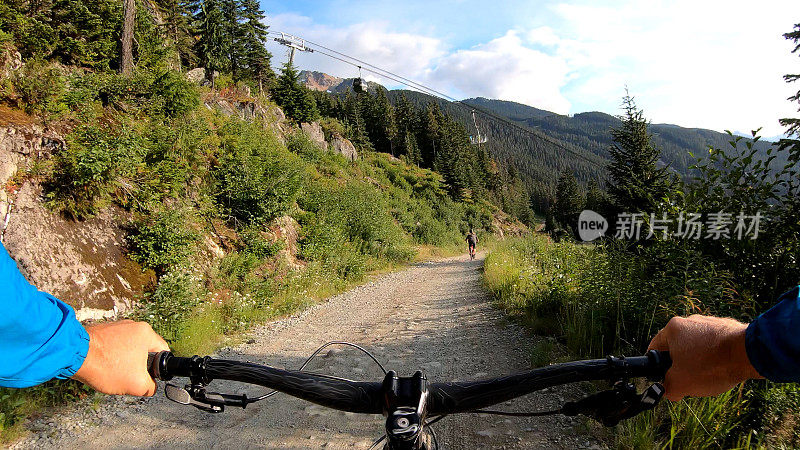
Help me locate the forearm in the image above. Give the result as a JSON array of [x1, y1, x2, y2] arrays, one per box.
[[0, 244, 89, 387], [744, 286, 800, 382]]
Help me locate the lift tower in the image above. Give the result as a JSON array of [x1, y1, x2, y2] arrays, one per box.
[[273, 33, 314, 65]]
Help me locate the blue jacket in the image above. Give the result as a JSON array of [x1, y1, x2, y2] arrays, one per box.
[[746, 286, 800, 382], [0, 243, 89, 388]]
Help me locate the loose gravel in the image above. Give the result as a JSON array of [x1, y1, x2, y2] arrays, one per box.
[[11, 254, 604, 449]]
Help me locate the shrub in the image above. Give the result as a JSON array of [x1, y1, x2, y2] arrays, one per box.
[[137, 268, 203, 343], [214, 121, 304, 225], [46, 122, 145, 218], [148, 70, 199, 117], [9, 59, 65, 114], [128, 209, 199, 275], [239, 226, 282, 259]]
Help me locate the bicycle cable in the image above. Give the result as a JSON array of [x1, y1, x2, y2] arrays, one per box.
[[250, 341, 387, 402]]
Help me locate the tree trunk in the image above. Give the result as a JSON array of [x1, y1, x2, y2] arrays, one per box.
[[121, 0, 135, 75]]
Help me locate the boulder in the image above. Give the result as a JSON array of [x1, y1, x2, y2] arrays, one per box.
[[331, 134, 358, 161], [0, 47, 22, 80], [186, 67, 206, 84], [3, 183, 154, 320], [300, 122, 327, 151]]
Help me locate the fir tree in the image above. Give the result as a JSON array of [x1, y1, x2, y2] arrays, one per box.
[[779, 23, 800, 138], [554, 170, 585, 234], [157, 0, 197, 69], [403, 131, 421, 166], [220, 0, 243, 80], [341, 92, 372, 150], [365, 89, 397, 155], [239, 0, 272, 92], [194, 0, 227, 86], [272, 62, 319, 124], [607, 92, 671, 213]]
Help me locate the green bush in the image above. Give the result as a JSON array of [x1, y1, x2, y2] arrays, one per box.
[[137, 268, 203, 343], [214, 121, 304, 225], [148, 70, 199, 118], [128, 209, 199, 275], [239, 226, 282, 259], [9, 59, 65, 114], [46, 122, 145, 218]]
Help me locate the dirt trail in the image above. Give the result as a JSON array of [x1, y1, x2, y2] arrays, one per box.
[[13, 254, 600, 449]]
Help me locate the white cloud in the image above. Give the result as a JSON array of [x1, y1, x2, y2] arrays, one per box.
[[265, 2, 799, 136], [540, 0, 799, 135], [265, 13, 445, 86], [428, 31, 572, 113]]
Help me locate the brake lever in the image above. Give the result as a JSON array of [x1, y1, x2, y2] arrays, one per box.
[[561, 382, 665, 427], [164, 382, 249, 414]]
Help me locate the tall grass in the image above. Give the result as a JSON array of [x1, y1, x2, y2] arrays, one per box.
[[484, 236, 800, 449]]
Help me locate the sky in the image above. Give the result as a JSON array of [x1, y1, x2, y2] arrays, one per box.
[[259, 0, 799, 138]]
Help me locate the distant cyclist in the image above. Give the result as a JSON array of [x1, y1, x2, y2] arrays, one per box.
[[466, 229, 477, 260]]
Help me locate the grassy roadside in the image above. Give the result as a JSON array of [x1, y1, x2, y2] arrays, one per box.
[[482, 236, 799, 449]]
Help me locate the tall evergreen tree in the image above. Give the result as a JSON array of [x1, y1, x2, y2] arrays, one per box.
[[220, 0, 243, 80], [342, 92, 372, 150], [272, 62, 319, 123], [403, 131, 421, 166], [607, 93, 670, 213], [194, 0, 226, 86], [779, 23, 800, 138], [157, 0, 197, 69], [239, 0, 272, 92], [554, 170, 585, 234], [365, 89, 397, 155], [120, 0, 135, 74]]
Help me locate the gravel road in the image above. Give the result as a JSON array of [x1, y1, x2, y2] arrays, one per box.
[[12, 254, 601, 449]]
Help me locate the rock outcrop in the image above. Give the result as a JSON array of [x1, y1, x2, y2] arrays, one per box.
[[300, 122, 327, 151], [0, 107, 152, 319], [331, 134, 358, 161], [203, 92, 289, 140], [3, 183, 154, 321]]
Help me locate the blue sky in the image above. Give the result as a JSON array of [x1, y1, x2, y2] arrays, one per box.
[[260, 0, 799, 137]]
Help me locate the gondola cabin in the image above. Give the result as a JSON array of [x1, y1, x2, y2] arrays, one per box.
[[353, 77, 367, 93]]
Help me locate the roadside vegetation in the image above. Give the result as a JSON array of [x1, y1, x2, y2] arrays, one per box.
[[485, 25, 800, 449]]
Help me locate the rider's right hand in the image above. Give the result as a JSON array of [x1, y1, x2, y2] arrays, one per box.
[[647, 315, 762, 401], [72, 320, 170, 396]]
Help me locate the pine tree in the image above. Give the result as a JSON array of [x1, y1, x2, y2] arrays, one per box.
[[239, 0, 272, 92], [607, 93, 670, 213], [194, 0, 226, 86], [272, 62, 319, 123], [158, 0, 197, 69], [120, 0, 135, 74], [343, 92, 372, 151], [220, 0, 243, 80], [419, 103, 442, 168], [394, 93, 417, 156], [780, 23, 800, 138], [554, 170, 585, 234], [364, 89, 397, 155], [403, 131, 421, 166]]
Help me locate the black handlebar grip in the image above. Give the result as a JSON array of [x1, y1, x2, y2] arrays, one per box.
[[148, 351, 173, 381], [646, 350, 672, 381]]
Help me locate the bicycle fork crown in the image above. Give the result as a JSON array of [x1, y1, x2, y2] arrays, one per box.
[[382, 370, 429, 449]]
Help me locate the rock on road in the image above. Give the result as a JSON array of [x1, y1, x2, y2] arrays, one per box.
[[13, 254, 600, 449]]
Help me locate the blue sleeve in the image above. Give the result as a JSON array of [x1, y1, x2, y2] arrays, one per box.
[[745, 286, 800, 383], [0, 242, 90, 388]]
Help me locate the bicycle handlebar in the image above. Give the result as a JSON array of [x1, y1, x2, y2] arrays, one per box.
[[148, 350, 671, 416], [427, 351, 671, 414]]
